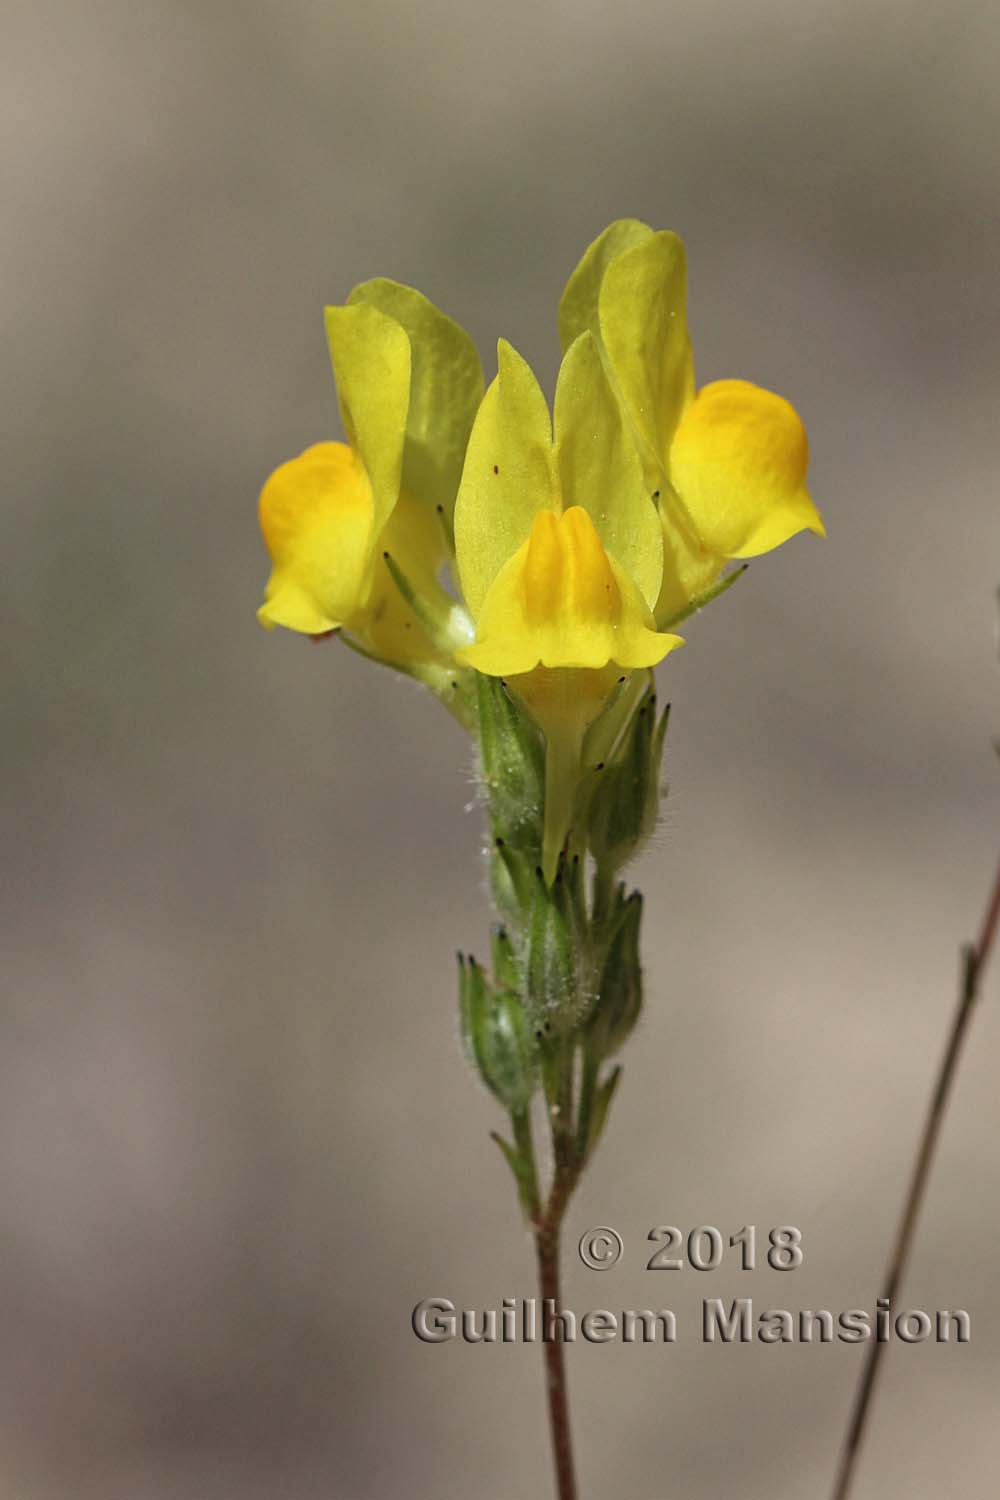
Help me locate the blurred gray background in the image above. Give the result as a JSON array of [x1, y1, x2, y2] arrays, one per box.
[[3, 0, 1000, 1496]]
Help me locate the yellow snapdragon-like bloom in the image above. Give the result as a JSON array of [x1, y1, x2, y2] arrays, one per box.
[[257, 224, 826, 880], [454, 333, 682, 676], [559, 220, 825, 623], [258, 280, 483, 674], [454, 332, 683, 876], [258, 300, 410, 637]]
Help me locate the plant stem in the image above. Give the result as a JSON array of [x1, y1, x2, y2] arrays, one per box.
[[530, 1128, 578, 1500], [531, 1027, 584, 1500], [830, 851, 1000, 1500], [535, 1215, 576, 1500]]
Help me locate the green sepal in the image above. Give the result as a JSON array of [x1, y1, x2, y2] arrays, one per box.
[[589, 891, 644, 1056], [380, 548, 457, 650], [550, 845, 582, 920], [489, 837, 534, 928], [435, 499, 456, 559], [491, 924, 521, 992], [581, 670, 643, 767], [490, 1128, 539, 1222], [562, 851, 586, 929], [458, 955, 537, 1112], [584, 1064, 622, 1162], [489, 990, 538, 1113], [587, 688, 669, 875], [476, 674, 546, 856], [458, 951, 491, 1077], [525, 865, 578, 1028], [657, 562, 749, 630]]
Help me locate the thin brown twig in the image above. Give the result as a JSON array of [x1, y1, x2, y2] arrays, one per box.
[[534, 1098, 580, 1500], [830, 851, 1000, 1500], [536, 1206, 577, 1500]]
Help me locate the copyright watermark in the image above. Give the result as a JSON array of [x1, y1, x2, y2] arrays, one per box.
[[578, 1227, 623, 1269], [411, 1296, 970, 1346]]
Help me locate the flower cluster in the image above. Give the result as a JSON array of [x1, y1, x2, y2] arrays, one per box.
[[259, 219, 823, 866], [258, 221, 824, 1191]]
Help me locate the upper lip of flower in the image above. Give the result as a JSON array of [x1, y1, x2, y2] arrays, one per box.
[[558, 219, 825, 623]]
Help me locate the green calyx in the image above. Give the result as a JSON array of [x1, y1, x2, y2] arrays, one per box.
[[458, 953, 536, 1115], [584, 685, 669, 877], [458, 666, 667, 1220]]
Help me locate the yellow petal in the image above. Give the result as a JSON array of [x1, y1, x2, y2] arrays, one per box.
[[379, 484, 445, 585], [454, 340, 558, 619], [557, 219, 654, 352], [257, 442, 375, 634], [669, 379, 825, 558], [458, 507, 682, 675], [324, 302, 410, 538], [554, 332, 663, 610], [598, 230, 695, 481], [347, 279, 483, 521]]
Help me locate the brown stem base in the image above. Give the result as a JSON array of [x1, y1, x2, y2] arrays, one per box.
[[536, 1219, 577, 1500]]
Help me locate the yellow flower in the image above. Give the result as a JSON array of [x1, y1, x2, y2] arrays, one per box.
[[258, 281, 483, 674], [454, 334, 682, 677], [454, 333, 683, 875], [559, 220, 825, 623]]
